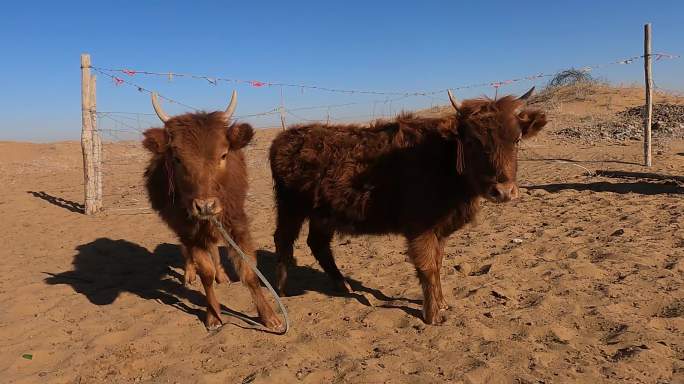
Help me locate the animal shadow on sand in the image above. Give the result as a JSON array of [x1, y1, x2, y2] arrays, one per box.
[[43, 239, 262, 327], [526, 170, 684, 195], [43, 239, 424, 326], [520, 157, 639, 166], [256, 250, 423, 319], [28, 191, 84, 214]]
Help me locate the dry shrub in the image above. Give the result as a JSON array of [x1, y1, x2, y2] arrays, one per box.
[[548, 69, 596, 88]]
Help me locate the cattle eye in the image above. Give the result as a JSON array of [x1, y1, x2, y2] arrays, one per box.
[[220, 152, 228, 161], [173, 156, 182, 164]]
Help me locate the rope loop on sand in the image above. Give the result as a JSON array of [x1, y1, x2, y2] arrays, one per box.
[[209, 216, 290, 335]]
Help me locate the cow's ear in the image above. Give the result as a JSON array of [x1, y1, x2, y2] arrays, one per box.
[[227, 123, 254, 149], [142, 128, 169, 153], [518, 110, 547, 139]]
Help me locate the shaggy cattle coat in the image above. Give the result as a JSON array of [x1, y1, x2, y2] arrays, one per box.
[[269, 96, 547, 323]]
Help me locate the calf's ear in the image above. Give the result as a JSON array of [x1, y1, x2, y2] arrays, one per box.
[[518, 110, 547, 139], [142, 128, 169, 153], [227, 123, 254, 149]]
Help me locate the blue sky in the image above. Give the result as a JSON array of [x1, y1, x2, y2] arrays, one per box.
[[0, 1, 682, 141]]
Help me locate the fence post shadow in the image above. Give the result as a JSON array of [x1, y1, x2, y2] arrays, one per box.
[[524, 169, 683, 195], [27, 191, 85, 214]]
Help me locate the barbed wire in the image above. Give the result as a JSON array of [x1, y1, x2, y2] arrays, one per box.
[[88, 52, 680, 131], [96, 111, 156, 116], [91, 78, 439, 124], [91, 52, 679, 99], [97, 112, 145, 133], [92, 67, 198, 110], [236, 108, 281, 119], [98, 128, 141, 134], [95, 96, 414, 133]]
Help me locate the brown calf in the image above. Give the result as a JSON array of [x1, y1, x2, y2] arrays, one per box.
[[142, 91, 280, 330], [269, 88, 546, 324]]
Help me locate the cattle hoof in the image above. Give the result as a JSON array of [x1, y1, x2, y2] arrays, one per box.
[[276, 287, 288, 297], [206, 322, 223, 332], [205, 314, 223, 330], [423, 307, 446, 325], [215, 270, 230, 284], [262, 314, 283, 331], [184, 272, 197, 286], [423, 315, 446, 325], [183, 262, 197, 285]]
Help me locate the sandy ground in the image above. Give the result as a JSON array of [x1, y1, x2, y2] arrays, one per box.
[[1, 88, 683, 383]]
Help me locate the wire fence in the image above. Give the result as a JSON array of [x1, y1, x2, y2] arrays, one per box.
[[84, 52, 679, 214], [90, 53, 680, 128], [92, 52, 679, 99]]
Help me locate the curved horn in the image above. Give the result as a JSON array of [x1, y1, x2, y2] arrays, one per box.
[[518, 86, 536, 101], [224, 90, 238, 120], [151, 92, 170, 123], [447, 89, 460, 111]]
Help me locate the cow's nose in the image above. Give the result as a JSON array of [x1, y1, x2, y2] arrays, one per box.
[[192, 198, 221, 217], [488, 182, 518, 203]]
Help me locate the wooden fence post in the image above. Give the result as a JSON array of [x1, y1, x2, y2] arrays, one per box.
[[279, 106, 286, 130], [90, 74, 103, 211], [81, 53, 97, 215], [643, 23, 653, 167], [279, 86, 287, 130]]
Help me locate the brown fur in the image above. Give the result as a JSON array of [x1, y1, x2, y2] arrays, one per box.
[[142, 111, 280, 330], [269, 95, 547, 324]]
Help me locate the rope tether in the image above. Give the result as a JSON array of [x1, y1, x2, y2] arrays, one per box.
[[209, 216, 290, 335]]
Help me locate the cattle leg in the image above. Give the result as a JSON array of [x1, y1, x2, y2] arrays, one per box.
[[209, 245, 230, 284], [230, 225, 283, 330], [190, 246, 222, 330], [274, 207, 306, 296], [180, 245, 197, 286], [435, 237, 449, 310], [407, 232, 443, 325], [307, 220, 350, 293]]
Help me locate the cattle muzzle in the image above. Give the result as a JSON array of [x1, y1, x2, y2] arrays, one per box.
[[486, 182, 519, 203], [192, 197, 223, 219]]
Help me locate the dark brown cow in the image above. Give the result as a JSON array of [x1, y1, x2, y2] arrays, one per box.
[[269, 88, 546, 324], [142, 91, 281, 330]]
